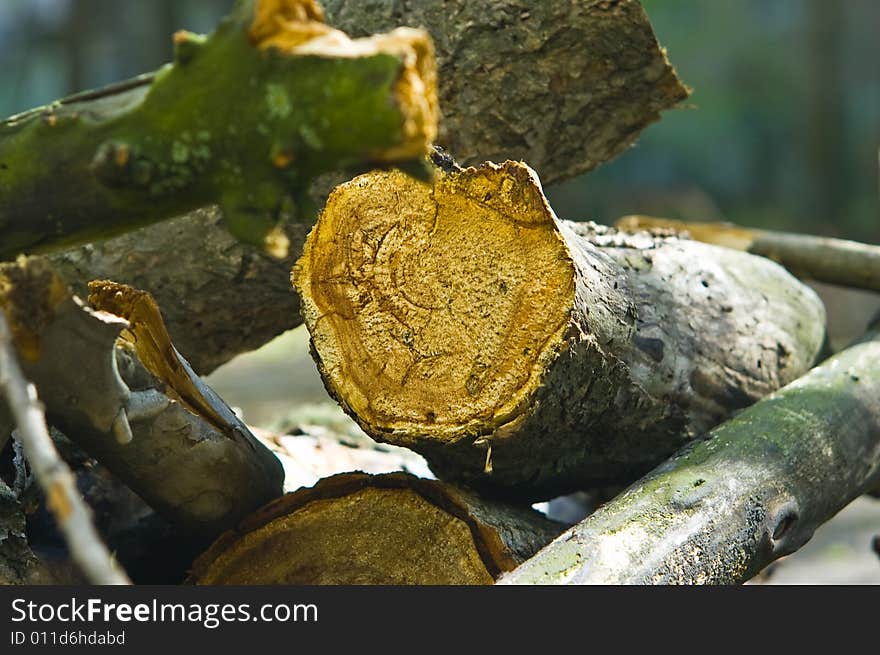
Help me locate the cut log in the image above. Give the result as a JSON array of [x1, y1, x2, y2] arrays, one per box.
[[189, 472, 563, 585], [0, 257, 283, 537], [47, 0, 688, 373], [322, 0, 689, 184], [499, 328, 880, 585], [293, 160, 827, 499], [617, 215, 880, 294], [0, 0, 437, 260]]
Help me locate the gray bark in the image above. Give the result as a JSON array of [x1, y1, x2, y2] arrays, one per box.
[[500, 329, 880, 584], [322, 0, 689, 184], [414, 222, 827, 498], [617, 216, 880, 293], [51, 208, 310, 373]]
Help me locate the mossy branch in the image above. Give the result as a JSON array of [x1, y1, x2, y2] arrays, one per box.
[[500, 329, 880, 584], [0, 0, 437, 260], [46, 0, 687, 373]]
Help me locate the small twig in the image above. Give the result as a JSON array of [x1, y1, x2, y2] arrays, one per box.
[[0, 311, 130, 585]]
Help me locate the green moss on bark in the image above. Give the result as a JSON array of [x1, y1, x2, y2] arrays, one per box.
[[0, 0, 434, 259]]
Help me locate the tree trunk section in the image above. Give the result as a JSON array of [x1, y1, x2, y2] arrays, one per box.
[[45, 0, 688, 374], [322, 0, 689, 184], [189, 472, 563, 585], [294, 160, 827, 499]]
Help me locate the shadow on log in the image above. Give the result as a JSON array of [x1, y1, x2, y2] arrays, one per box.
[[293, 160, 827, 499]]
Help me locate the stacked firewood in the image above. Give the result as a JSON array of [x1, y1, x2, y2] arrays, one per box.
[[2, 0, 879, 586]]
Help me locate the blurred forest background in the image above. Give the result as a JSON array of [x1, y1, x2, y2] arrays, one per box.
[[1, 0, 878, 583]]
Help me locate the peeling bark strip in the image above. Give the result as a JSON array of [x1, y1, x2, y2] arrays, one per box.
[[47, 0, 687, 374], [617, 215, 880, 294], [322, 0, 689, 184], [0, 0, 437, 260], [189, 472, 563, 585], [294, 161, 826, 499], [500, 329, 880, 585], [0, 257, 283, 537]]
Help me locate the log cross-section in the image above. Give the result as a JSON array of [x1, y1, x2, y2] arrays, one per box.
[[189, 472, 563, 585], [294, 161, 827, 499]]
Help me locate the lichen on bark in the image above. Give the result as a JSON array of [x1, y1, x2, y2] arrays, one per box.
[[44, 0, 688, 373], [0, 0, 437, 260], [500, 329, 880, 584]]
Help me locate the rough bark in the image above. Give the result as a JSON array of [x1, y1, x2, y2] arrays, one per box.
[[618, 215, 880, 293], [0, 257, 283, 537], [46, 0, 688, 374], [499, 329, 880, 585], [50, 207, 308, 373], [322, 0, 689, 184], [189, 472, 564, 585], [0, 0, 437, 260], [294, 160, 827, 500], [0, 479, 54, 584]]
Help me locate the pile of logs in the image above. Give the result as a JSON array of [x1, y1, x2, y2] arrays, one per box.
[[1, 0, 879, 586]]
